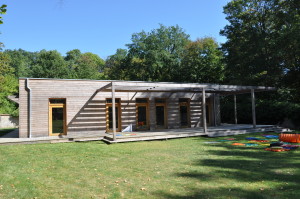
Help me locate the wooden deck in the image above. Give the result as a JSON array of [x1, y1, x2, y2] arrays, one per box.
[[0, 124, 290, 145], [103, 124, 290, 143]]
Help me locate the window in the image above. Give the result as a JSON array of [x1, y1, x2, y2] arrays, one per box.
[[136, 98, 149, 130], [49, 98, 66, 136], [106, 98, 121, 132]]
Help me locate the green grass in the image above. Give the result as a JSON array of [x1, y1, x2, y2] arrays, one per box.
[[0, 128, 16, 137], [0, 132, 300, 199]]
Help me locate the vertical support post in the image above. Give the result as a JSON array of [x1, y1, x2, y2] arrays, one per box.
[[202, 88, 207, 133], [234, 94, 237, 125], [251, 89, 256, 128], [112, 82, 117, 141]]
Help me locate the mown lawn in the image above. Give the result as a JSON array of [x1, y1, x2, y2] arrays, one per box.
[[0, 128, 16, 137], [0, 132, 299, 199]]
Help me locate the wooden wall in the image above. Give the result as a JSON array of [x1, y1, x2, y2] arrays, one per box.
[[19, 79, 221, 138]]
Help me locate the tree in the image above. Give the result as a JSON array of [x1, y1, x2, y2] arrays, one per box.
[[220, 0, 300, 100], [126, 24, 190, 81], [0, 4, 7, 50], [4, 49, 37, 77], [65, 50, 105, 79], [0, 4, 7, 24], [74, 52, 105, 79], [220, 0, 300, 126], [31, 50, 70, 78], [104, 48, 128, 80], [180, 38, 224, 83], [0, 52, 18, 115]]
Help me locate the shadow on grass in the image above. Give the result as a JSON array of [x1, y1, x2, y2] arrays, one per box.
[[154, 137, 300, 198]]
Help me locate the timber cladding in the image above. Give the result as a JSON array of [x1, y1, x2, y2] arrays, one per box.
[[19, 78, 221, 138]]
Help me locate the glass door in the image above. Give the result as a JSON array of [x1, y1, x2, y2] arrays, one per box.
[[49, 99, 66, 136], [106, 98, 121, 132], [179, 99, 190, 128], [136, 98, 149, 130], [155, 99, 167, 129]]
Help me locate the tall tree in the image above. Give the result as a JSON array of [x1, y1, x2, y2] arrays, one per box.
[[126, 24, 190, 81], [4, 49, 37, 77], [30, 50, 70, 78], [220, 0, 300, 100], [74, 52, 105, 79], [104, 48, 128, 80], [180, 38, 224, 83], [0, 52, 18, 115]]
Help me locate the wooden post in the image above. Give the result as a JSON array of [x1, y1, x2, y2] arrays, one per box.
[[251, 89, 256, 128], [234, 95, 237, 124], [202, 88, 207, 133], [112, 82, 117, 141]]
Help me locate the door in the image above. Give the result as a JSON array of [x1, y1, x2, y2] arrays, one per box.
[[136, 98, 149, 130], [155, 99, 167, 129], [106, 98, 121, 132], [49, 99, 66, 136], [179, 98, 190, 128]]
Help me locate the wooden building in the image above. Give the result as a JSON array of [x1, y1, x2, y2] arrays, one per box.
[[19, 78, 275, 139]]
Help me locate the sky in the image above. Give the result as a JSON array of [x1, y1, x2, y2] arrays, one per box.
[[1, 0, 230, 59]]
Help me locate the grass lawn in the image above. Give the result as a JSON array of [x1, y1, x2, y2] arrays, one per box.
[[0, 132, 300, 199], [0, 128, 16, 137]]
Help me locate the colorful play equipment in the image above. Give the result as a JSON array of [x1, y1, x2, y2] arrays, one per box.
[[279, 133, 300, 143]]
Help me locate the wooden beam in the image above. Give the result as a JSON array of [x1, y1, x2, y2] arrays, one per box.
[[112, 82, 117, 141], [251, 89, 256, 128], [202, 88, 207, 133], [234, 95, 237, 124], [96, 82, 112, 92]]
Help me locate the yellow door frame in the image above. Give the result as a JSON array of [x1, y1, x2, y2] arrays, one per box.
[[136, 99, 150, 131], [106, 98, 122, 132], [49, 102, 67, 136]]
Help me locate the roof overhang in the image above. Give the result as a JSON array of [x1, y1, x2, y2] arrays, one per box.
[[100, 82, 276, 95]]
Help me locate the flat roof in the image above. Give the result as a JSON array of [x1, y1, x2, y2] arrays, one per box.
[[20, 78, 276, 94]]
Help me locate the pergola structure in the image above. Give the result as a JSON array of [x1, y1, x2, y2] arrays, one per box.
[[99, 81, 276, 141]]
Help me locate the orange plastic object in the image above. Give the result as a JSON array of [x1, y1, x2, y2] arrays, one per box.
[[265, 148, 290, 152], [232, 143, 245, 146], [279, 133, 300, 143]]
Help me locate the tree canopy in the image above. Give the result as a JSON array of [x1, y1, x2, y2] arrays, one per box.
[[104, 25, 224, 83], [220, 0, 300, 101]]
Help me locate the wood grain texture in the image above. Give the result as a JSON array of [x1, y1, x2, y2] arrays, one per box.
[[19, 79, 220, 137]]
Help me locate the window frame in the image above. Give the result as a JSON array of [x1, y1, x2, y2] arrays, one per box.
[[49, 98, 67, 136], [136, 98, 150, 131], [105, 98, 122, 132]]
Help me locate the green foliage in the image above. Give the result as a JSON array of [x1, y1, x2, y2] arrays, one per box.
[[125, 24, 190, 81], [30, 50, 70, 78], [4, 49, 37, 77], [221, 94, 300, 129], [180, 38, 224, 83], [0, 4, 7, 24], [104, 48, 128, 80], [65, 50, 105, 79], [221, 0, 300, 100], [220, 0, 300, 126], [104, 25, 224, 83], [0, 4, 7, 50], [0, 52, 18, 116]]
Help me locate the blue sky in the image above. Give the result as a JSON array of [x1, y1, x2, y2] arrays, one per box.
[[1, 0, 230, 59]]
